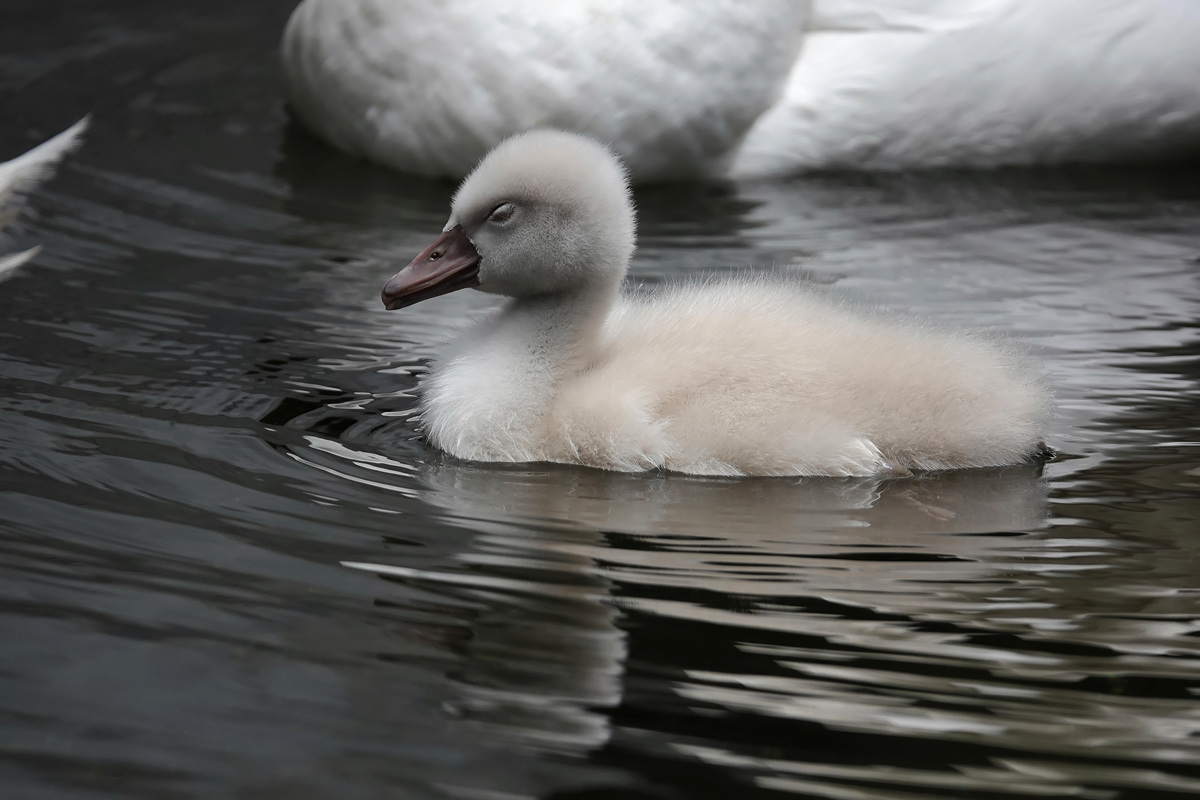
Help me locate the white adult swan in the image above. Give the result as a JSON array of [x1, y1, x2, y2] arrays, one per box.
[[0, 118, 89, 282], [283, 0, 1200, 181], [381, 130, 1050, 477]]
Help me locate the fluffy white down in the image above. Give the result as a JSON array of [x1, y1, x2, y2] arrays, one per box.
[[406, 131, 1050, 478], [282, 0, 1200, 180]]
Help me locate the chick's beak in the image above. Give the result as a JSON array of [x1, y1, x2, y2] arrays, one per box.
[[382, 224, 481, 310]]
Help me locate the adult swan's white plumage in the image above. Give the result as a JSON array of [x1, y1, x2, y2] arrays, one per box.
[[382, 130, 1050, 477], [283, 0, 1200, 181]]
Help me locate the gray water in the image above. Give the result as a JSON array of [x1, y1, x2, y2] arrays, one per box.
[[2, 4, 1199, 799]]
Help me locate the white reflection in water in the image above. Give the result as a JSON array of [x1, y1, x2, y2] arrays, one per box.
[[320, 435, 1200, 796], [338, 452, 1047, 756]]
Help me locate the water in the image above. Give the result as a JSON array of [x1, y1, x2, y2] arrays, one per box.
[[2, 3, 1200, 799]]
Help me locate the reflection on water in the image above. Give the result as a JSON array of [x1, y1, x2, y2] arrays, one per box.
[[3, 5, 1200, 798], [319, 440, 1200, 798], [343, 459, 1047, 758], [333, 453, 1200, 796]]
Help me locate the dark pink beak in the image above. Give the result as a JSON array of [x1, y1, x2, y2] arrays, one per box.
[[382, 224, 481, 310]]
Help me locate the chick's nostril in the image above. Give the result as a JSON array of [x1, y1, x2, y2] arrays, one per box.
[[430, 250, 444, 261]]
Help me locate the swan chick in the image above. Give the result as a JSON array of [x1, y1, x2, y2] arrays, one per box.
[[381, 130, 1050, 478]]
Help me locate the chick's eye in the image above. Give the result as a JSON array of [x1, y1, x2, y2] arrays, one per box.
[[487, 202, 515, 224]]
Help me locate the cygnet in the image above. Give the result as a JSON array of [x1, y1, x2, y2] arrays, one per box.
[[381, 130, 1050, 478]]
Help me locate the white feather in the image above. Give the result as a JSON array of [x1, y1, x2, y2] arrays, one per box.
[[0, 247, 42, 284], [0, 117, 89, 211], [0, 117, 89, 283]]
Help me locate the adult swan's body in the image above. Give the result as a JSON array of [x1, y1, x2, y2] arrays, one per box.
[[283, 0, 1200, 181], [381, 130, 1050, 477]]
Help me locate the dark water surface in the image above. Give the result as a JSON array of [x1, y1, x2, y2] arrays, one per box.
[[3, 3, 1200, 799]]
